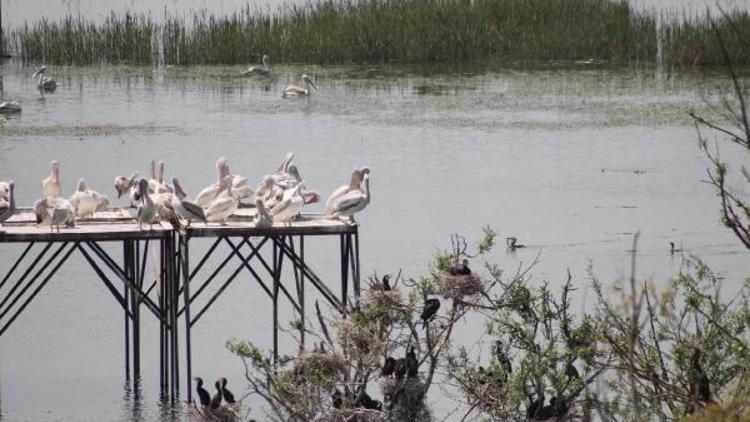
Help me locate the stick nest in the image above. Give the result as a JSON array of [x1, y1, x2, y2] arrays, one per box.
[[318, 408, 382, 422], [441, 273, 483, 299], [294, 351, 347, 379], [362, 287, 402, 309]]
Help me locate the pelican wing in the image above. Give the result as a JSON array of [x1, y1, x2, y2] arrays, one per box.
[[195, 184, 220, 208], [181, 199, 206, 221], [331, 191, 365, 213], [325, 185, 349, 213]]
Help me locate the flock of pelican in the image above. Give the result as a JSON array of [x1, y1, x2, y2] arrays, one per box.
[[0, 59, 318, 115], [0, 153, 371, 232]]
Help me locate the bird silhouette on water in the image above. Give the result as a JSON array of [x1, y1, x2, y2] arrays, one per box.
[[194, 377, 211, 407], [421, 298, 441, 328]]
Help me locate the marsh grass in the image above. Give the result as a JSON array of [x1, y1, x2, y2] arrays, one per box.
[[5, 0, 750, 66]]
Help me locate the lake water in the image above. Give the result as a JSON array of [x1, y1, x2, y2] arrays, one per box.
[[1, 60, 749, 420]]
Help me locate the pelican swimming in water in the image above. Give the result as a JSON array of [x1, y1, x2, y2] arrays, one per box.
[[270, 183, 305, 223], [282, 74, 316, 98], [0, 101, 22, 114], [0, 181, 16, 223], [195, 158, 229, 208], [205, 176, 238, 225], [32, 66, 57, 93], [41, 160, 62, 198], [172, 178, 206, 226], [69, 178, 100, 218], [328, 173, 370, 222], [325, 169, 364, 214], [135, 179, 157, 231], [34, 197, 74, 232], [114, 172, 140, 206], [242, 54, 272, 77]]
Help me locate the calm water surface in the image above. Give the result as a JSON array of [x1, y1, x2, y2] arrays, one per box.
[[1, 61, 749, 420]]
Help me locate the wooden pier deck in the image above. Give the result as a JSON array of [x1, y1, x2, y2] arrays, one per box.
[[0, 206, 361, 403]]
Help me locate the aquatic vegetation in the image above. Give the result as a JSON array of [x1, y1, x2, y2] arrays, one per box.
[[4, 0, 750, 66]]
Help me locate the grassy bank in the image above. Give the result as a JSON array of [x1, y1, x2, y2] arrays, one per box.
[[4, 0, 750, 66]]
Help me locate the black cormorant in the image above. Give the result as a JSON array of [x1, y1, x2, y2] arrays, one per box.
[[220, 377, 235, 404], [381, 357, 396, 376], [405, 346, 418, 378], [210, 380, 223, 409], [448, 259, 471, 276], [420, 298, 441, 328], [194, 377, 211, 407]]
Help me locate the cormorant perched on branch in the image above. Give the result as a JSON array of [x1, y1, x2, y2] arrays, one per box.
[[210, 380, 222, 409], [526, 392, 545, 420], [406, 346, 419, 378], [394, 358, 407, 380], [689, 348, 711, 410], [356, 390, 383, 410], [382, 274, 392, 291], [220, 377, 235, 404], [493, 340, 513, 377], [194, 377, 211, 407], [332, 388, 343, 409], [565, 361, 580, 381], [448, 259, 471, 276], [421, 298, 441, 328], [381, 356, 396, 376]]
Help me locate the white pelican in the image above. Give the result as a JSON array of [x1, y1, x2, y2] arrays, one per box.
[[153, 191, 176, 222], [269, 183, 305, 223], [156, 160, 175, 193], [136, 178, 157, 231], [222, 160, 253, 201], [0, 101, 22, 114], [0, 181, 10, 201], [276, 152, 295, 173], [41, 160, 61, 198], [32, 66, 57, 92], [205, 176, 238, 225], [254, 198, 272, 229], [114, 172, 140, 206], [272, 164, 302, 190], [0, 181, 15, 223], [195, 158, 229, 208], [33, 197, 74, 232], [282, 74, 316, 98], [328, 173, 370, 221], [172, 178, 206, 226], [70, 178, 99, 218], [325, 169, 363, 214], [242, 54, 271, 77]]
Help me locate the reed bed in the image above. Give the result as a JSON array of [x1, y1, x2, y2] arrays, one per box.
[[4, 0, 750, 66]]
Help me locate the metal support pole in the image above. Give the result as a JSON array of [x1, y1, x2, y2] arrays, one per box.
[[181, 235, 192, 403], [298, 236, 305, 346], [159, 237, 166, 395], [353, 232, 361, 305], [340, 235, 349, 310], [131, 240, 141, 381], [273, 236, 280, 361], [123, 241, 131, 382]]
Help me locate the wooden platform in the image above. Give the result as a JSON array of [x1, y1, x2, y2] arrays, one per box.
[[0, 207, 357, 242]]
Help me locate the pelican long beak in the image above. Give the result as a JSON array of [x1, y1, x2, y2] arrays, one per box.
[[309, 81, 318, 91]]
